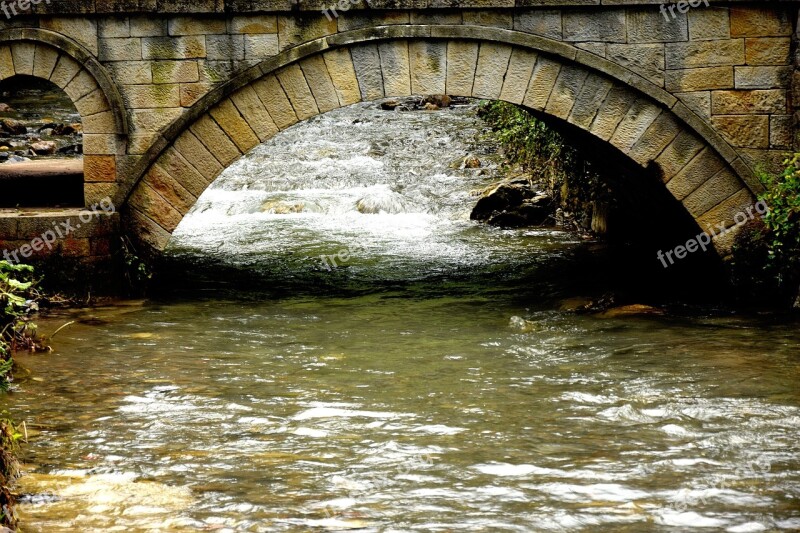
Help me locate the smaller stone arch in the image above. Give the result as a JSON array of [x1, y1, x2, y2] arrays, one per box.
[[0, 28, 128, 206]]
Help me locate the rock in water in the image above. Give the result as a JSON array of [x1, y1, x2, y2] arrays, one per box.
[[422, 95, 452, 108], [597, 304, 664, 318], [509, 316, 537, 332], [471, 179, 553, 227], [356, 189, 409, 214], [30, 141, 57, 155], [0, 119, 26, 135], [0, 103, 13, 112]]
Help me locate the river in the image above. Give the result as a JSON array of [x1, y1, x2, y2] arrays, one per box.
[[4, 101, 800, 531]]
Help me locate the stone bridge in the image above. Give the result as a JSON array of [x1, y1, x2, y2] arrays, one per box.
[[0, 1, 797, 280]]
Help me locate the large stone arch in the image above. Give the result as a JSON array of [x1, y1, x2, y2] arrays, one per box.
[[123, 25, 763, 258], [0, 28, 128, 205]]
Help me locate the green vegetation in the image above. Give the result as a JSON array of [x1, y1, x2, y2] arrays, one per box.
[[732, 154, 800, 307], [476, 100, 612, 227], [0, 260, 38, 529]]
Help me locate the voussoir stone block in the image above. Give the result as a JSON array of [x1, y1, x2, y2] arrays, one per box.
[[230, 85, 279, 142], [567, 72, 613, 130], [172, 130, 224, 182], [545, 64, 588, 120], [252, 74, 299, 130], [299, 55, 340, 114], [410, 41, 447, 96], [682, 167, 744, 218], [323, 48, 361, 107], [665, 147, 726, 200], [472, 43, 511, 100], [350, 44, 385, 101], [446, 41, 479, 97], [522, 56, 561, 112], [32, 45, 60, 79], [158, 147, 211, 197], [499, 48, 537, 105], [276, 64, 320, 120], [378, 41, 411, 98], [190, 114, 242, 166]]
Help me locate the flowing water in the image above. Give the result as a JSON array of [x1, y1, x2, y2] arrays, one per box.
[[3, 102, 800, 532]]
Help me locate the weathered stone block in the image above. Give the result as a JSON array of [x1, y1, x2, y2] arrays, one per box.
[[350, 44, 384, 101], [575, 43, 606, 57], [545, 64, 588, 120], [167, 16, 226, 36], [445, 41, 478, 98], [462, 10, 513, 29], [628, 112, 681, 166], [688, 7, 730, 41], [206, 35, 245, 61], [244, 34, 279, 59], [676, 91, 711, 118], [0, 47, 14, 80], [730, 7, 792, 37], [129, 182, 183, 232], [665, 66, 734, 92], [32, 45, 60, 80], [682, 168, 745, 218], [152, 60, 199, 83], [98, 17, 131, 38], [568, 72, 613, 130], [130, 16, 167, 37], [122, 84, 181, 108], [11, 42, 35, 76], [108, 61, 152, 84], [522, 56, 561, 112], [711, 115, 769, 148], [654, 130, 705, 181], [665, 147, 726, 200], [499, 48, 537, 105], [299, 55, 339, 114], [49, 55, 81, 89], [189, 114, 242, 166], [82, 111, 119, 134], [180, 82, 214, 107], [276, 64, 319, 120], [84, 155, 117, 183], [252, 74, 299, 130], [734, 66, 792, 90], [143, 165, 196, 215], [209, 99, 260, 154], [378, 41, 411, 97], [230, 85, 278, 142], [157, 147, 211, 197], [607, 43, 665, 87], [711, 89, 787, 114], [564, 10, 626, 43], [75, 88, 111, 117], [665, 40, 745, 69], [40, 17, 98, 55], [277, 15, 336, 52], [129, 107, 184, 134], [410, 41, 447, 96], [513, 10, 561, 40], [83, 134, 124, 155], [64, 70, 100, 102], [98, 38, 142, 62], [172, 130, 223, 181], [769, 115, 793, 149], [589, 86, 635, 141], [323, 48, 361, 107], [84, 183, 119, 206], [126, 206, 172, 252], [472, 43, 511, 100], [609, 98, 662, 153], [628, 8, 688, 43], [142, 36, 205, 60], [697, 188, 754, 233], [745, 37, 791, 65], [229, 15, 277, 34]]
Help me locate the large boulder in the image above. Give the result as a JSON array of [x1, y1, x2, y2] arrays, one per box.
[[470, 179, 553, 227], [30, 141, 57, 155], [0, 119, 26, 135]]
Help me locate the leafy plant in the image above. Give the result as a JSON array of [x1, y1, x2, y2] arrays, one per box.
[[759, 154, 800, 287], [0, 260, 37, 391], [476, 100, 612, 225]]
